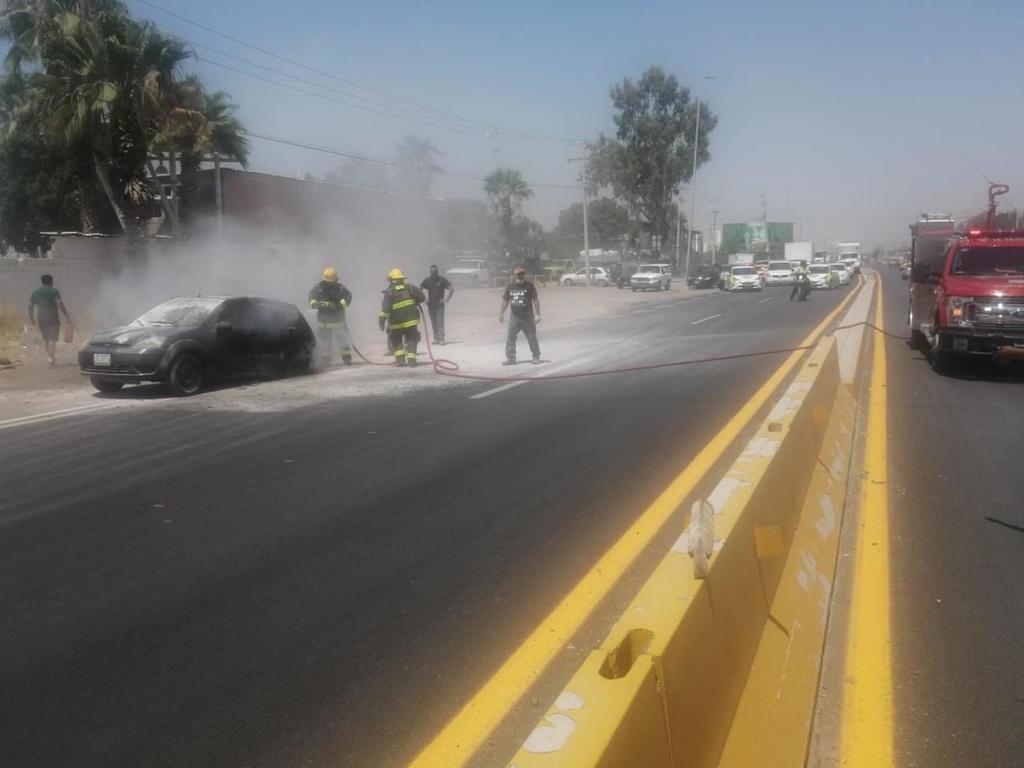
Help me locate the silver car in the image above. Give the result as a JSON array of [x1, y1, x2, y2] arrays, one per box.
[[630, 264, 672, 291]]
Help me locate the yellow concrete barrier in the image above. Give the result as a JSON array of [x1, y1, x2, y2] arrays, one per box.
[[511, 338, 855, 768]]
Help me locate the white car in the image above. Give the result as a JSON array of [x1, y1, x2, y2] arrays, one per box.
[[727, 265, 763, 292], [840, 255, 861, 275], [808, 264, 835, 289], [630, 264, 672, 291], [445, 259, 490, 285], [561, 266, 611, 287], [830, 262, 851, 285], [765, 261, 794, 286]]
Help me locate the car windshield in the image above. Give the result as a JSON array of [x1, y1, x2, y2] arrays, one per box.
[[832, 264, 847, 271], [769, 262, 791, 270], [131, 297, 223, 328], [810, 265, 830, 273], [951, 246, 1024, 275], [732, 267, 755, 275]]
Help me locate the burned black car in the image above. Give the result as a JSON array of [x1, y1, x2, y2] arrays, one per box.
[[79, 296, 315, 396]]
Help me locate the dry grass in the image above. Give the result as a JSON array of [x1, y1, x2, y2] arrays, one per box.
[[0, 305, 22, 364]]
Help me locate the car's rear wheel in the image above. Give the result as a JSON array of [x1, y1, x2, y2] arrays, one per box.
[[90, 378, 123, 394], [564, 278, 574, 286], [167, 353, 205, 396]]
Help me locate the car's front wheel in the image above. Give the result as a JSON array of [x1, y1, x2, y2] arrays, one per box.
[[90, 378, 123, 394], [167, 353, 205, 396], [930, 331, 951, 374], [563, 278, 574, 286]]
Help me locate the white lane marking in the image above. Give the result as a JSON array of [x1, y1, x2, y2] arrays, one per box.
[[0, 402, 120, 431], [690, 313, 724, 326], [758, 297, 774, 303], [471, 380, 529, 399]]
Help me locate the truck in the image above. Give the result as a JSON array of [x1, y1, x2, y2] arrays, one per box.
[[836, 241, 862, 273], [784, 241, 813, 263], [909, 185, 1024, 372], [728, 253, 755, 265]]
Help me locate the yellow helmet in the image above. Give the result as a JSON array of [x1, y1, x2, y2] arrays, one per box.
[[322, 267, 338, 282], [387, 268, 406, 281]]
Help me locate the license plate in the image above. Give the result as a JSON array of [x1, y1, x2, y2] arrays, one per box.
[[93, 353, 111, 367]]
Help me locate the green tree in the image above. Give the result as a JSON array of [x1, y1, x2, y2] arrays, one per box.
[[556, 197, 632, 248], [24, 9, 193, 232], [395, 135, 443, 196], [484, 167, 533, 251], [589, 66, 717, 249]]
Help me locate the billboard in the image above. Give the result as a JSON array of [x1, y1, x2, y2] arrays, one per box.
[[721, 222, 794, 255]]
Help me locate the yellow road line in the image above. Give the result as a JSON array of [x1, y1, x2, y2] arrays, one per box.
[[407, 283, 865, 768], [840, 279, 894, 765]]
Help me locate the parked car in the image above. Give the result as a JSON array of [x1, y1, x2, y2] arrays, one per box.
[[561, 266, 612, 287], [765, 260, 795, 286], [830, 262, 851, 285], [687, 265, 721, 289], [726, 265, 763, 292], [79, 296, 315, 396], [542, 259, 576, 281], [807, 263, 837, 289], [630, 263, 672, 291], [445, 259, 490, 285]]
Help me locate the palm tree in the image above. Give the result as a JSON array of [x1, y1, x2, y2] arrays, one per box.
[[484, 167, 533, 248], [26, 10, 192, 232], [395, 135, 442, 196]]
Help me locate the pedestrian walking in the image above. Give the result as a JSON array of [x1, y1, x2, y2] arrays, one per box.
[[420, 265, 454, 344], [28, 274, 72, 368], [380, 269, 426, 366], [499, 266, 541, 365], [308, 267, 353, 366]]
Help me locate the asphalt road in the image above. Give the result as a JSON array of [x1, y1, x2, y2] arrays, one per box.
[[0, 284, 850, 768], [875, 267, 1024, 766]]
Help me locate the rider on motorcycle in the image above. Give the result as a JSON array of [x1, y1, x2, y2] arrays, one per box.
[[790, 260, 810, 301]]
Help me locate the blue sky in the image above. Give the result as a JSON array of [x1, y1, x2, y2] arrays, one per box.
[[128, 0, 1024, 247]]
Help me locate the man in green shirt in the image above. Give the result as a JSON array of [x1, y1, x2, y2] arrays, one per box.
[[28, 274, 71, 368]]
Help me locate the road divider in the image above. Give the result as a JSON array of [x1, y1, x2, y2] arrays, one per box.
[[407, 282, 864, 768], [511, 331, 859, 767]]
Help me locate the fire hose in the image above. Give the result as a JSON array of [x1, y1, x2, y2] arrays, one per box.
[[344, 307, 908, 384]]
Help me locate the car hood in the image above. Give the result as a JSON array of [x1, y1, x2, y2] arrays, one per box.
[[943, 275, 1024, 298], [88, 325, 181, 347]]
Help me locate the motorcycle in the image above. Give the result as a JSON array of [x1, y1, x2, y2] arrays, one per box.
[[793, 273, 811, 301]]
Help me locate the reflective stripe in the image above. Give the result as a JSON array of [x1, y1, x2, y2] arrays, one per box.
[[379, 312, 390, 319], [391, 299, 416, 310], [390, 319, 419, 330], [405, 351, 417, 359]]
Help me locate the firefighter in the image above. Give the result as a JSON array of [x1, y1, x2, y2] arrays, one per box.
[[309, 267, 353, 366], [379, 268, 426, 366]]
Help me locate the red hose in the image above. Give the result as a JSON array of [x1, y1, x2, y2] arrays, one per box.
[[346, 306, 905, 384]]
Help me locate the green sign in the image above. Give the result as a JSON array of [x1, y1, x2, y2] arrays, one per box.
[[721, 222, 794, 254]]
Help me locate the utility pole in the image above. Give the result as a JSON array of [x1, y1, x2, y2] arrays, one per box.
[[711, 208, 719, 264], [568, 155, 591, 285], [675, 195, 683, 269], [685, 76, 716, 282]]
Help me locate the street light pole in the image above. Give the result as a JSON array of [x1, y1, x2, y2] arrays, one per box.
[[568, 155, 591, 285]]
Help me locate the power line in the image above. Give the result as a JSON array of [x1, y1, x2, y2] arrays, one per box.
[[245, 130, 581, 190], [200, 58, 507, 140], [182, 36, 503, 138], [132, 0, 582, 144]]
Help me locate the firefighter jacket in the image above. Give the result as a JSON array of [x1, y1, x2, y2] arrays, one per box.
[[380, 283, 425, 331], [309, 280, 353, 325]]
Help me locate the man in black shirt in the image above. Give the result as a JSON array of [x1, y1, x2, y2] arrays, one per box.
[[499, 266, 541, 364], [420, 265, 454, 344]]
